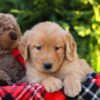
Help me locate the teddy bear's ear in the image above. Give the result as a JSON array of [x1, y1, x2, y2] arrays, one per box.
[[18, 30, 30, 61], [6, 14, 22, 36], [6, 14, 17, 22]]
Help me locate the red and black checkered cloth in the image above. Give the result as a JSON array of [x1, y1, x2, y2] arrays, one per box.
[[67, 72, 100, 100], [0, 72, 99, 100], [0, 48, 99, 100], [0, 83, 46, 100]]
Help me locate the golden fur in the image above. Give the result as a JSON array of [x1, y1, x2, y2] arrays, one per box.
[[19, 21, 93, 97]]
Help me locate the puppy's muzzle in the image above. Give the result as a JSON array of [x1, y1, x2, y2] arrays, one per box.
[[43, 63, 53, 70], [9, 31, 18, 40]]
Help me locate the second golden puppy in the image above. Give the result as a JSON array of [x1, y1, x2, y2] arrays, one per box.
[[19, 21, 93, 97]]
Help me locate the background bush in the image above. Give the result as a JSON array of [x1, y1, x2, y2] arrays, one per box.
[[0, 0, 100, 72]]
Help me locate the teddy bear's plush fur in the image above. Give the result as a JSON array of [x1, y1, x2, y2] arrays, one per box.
[[0, 13, 26, 85]]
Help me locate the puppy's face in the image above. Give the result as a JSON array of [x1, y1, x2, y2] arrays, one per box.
[[30, 31, 65, 73], [19, 22, 77, 73]]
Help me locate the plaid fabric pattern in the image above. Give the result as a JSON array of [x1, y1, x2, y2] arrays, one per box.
[[0, 83, 45, 100], [67, 72, 100, 100], [0, 72, 100, 100]]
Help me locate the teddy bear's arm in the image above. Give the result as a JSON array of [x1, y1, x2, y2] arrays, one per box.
[[0, 69, 11, 85], [18, 76, 28, 83]]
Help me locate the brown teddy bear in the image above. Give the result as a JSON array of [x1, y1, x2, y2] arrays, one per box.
[[0, 13, 26, 85]]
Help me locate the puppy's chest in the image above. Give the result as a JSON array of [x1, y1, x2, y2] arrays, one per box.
[[0, 51, 25, 82]]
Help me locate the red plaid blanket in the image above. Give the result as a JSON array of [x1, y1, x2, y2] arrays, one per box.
[[0, 73, 100, 100], [0, 83, 65, 100], [0, 83, 45, 100], [67, 72, 100, 100]]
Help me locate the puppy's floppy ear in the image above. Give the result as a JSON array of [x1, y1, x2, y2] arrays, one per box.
[[65, 31, 77, 61], [18, 30, 30, 61]]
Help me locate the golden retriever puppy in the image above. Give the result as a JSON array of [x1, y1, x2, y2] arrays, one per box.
[[19, 21, 93, 97]]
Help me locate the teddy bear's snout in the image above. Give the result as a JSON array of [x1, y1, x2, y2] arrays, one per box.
[[9, 31, 18, 40]]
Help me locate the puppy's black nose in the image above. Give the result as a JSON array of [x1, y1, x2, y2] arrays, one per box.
[[44, 63, 53, 70], [9, 31, 18, 40]]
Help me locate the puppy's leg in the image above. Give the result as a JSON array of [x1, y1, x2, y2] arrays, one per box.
[[63, 60, 93, 97], [42, 77, 63, 92], [64, 73, 82, 97]]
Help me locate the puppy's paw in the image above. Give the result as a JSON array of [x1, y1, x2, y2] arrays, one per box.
[[42, 77, 63, 92], [64, 78, 81, 97]]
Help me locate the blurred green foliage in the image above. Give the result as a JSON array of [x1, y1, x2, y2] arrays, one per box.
[[0, 0, 100, 72]]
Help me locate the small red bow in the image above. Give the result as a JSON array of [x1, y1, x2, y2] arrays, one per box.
[[12, 48, 26, 70], [95, 74, 100, 87]]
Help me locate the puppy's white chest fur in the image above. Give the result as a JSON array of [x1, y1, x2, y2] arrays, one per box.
[[26, 63, 51, 83]]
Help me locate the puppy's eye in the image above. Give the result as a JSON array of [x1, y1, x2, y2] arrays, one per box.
[[55, 46, 61, 51], [35, 45, 42, 50]]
